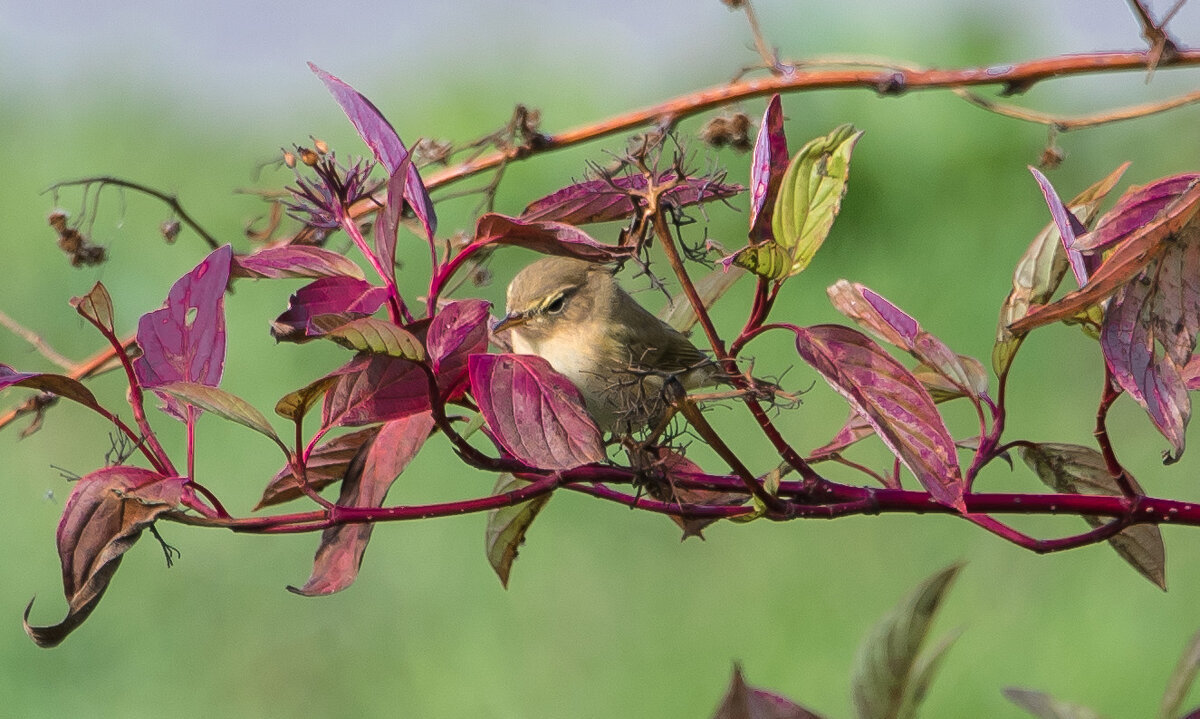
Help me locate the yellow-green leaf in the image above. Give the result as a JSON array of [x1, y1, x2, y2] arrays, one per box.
[[771, 124, 862, 276], [156, 381, 281, 444], [316, 317, 426, 360]]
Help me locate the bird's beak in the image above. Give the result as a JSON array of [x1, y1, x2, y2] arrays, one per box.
[[492, 312, 528, 334]]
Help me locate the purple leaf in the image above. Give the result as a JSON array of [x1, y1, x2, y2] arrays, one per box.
[[519, 173, 743, 225], [793, 324, 965, 511], [749, 94, 788, 242], [1100, 232, 1200, 463], [289, 410, 435, 596], [1029, 167, 1090, 285], [1008, 180, 1200, 336], [322, 354, 430, 428], [994, 163, 1130, 376], [649, 447, 746, 540], [373, 154, 412, 287], [474, 213, 635, 263], [309, 63, 436, 242], [232, 245, 365, 280], [271, 276, 389, 342], [133, 245, 232, 420], [1080, 173, 1200, 253], [427, 299, 492, 400], [0, 364, 106, 415], [711, 664, 827, 719], [468, 353, 605, 470], [257, 426, 378, 509], [828, 281, 989, 401], [25, 467, 185, 648]]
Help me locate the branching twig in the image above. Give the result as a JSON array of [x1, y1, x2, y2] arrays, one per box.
[[44, 176, 221, 250]]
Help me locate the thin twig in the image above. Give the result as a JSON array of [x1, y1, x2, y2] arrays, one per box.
[[0, 309, 74, 369], [44, 176, 221, 250]]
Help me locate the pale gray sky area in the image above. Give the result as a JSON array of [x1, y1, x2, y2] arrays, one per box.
[[2, 0, 1195, 120]]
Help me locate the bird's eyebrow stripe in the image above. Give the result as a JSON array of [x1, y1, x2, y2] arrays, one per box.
[[536, 285, 579, 313]]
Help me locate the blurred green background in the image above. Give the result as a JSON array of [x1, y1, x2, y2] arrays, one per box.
[[3, 1, 1200, 717]]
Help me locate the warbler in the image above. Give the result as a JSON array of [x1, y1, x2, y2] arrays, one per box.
[[493, 256, 722, 433]]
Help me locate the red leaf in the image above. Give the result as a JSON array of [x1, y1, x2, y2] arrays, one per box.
[[711, 664, 827, 719], [427, 299, 492, 400], [25, 467, 185, 647], [468, 353, 605, 470], [1029, 167, 1090, 284], [257, 426, 379, 509], [1100, 233, 1200, 462], [520, 173, 743, 226], [321, 354, 430, 428], [829, 281, 989, 401], [473, 213, 634, 263], [1080, 173, 1200, 253], [232, 245, 365, 280], [0, 364, 106, 415], [289, 411, 435, 596], [749, 94, 788, 242], [271, 276, 389, 342], [650, 447, 747, 540], [373, 154, 413, 287], [70, 282, 117, 336], [309, 63, 436, 242], [133, 245, 232, 411], [793, 325, 965, 511], [1009, 179, 1200, 335]]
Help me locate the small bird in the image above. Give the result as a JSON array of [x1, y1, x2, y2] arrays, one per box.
[[493, 256, 721, 434]]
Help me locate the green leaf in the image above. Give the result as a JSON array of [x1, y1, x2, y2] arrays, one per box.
[[156, 381, 281, 444], [1019, 443, 1166, 590], [1003, 688, 1107, 719], [275, 375, 339, 421], [770, 123, 862, 277], [316, 317, 426, 360], [851, 563, 962, 719], [1160, 628, 1200, 719], [70, 282, 116, 335], [993, 163, 1130, 376], [485, 473, 553, 588], [898, 627, 962, 719]]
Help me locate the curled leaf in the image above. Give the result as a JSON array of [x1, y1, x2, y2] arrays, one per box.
[[70, 282, 116, 336], [468, 353, 604, 470], [851, 564, 963, 719], [274, 375, 340, 422], [485, 472, 553, 588], [1019, 443, 1166, 589], [473, 213, 634, 263], [25, 467, 185, 647], [993, 163, 1128, 376], [748, 94, 789, 242]]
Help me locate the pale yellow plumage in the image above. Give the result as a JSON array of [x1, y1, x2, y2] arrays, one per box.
[[495, 256, 719, 433]]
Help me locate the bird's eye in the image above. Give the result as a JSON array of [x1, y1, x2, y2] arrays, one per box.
[[545, 295, 566, 314]]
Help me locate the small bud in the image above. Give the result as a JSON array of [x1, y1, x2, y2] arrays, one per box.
[[700, 112, 752, 151], [311, 136, 330, 155], [1039, 144, 1065, 170], [160, 219, 181, 244], [298, 147, 320, 167], [282, 150, 297, 169]]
